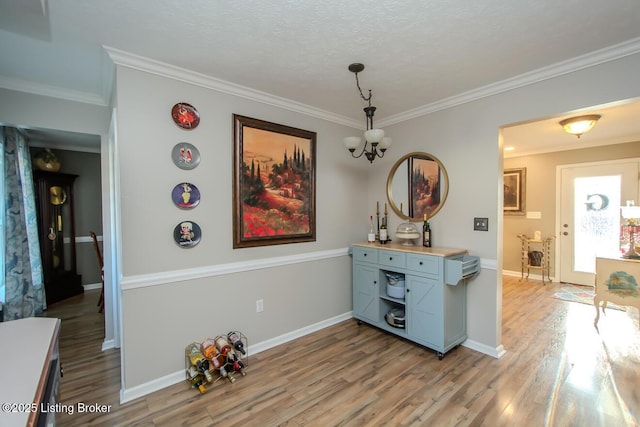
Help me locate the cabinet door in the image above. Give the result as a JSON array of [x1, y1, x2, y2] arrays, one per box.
[[407, 275, 443, 347], [353, 263, 379, 323]]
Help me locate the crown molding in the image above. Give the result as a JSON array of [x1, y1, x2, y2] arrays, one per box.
[[103, 46, 360, 129], [377, 37, 640, 128], [2, 37, 639, 128]]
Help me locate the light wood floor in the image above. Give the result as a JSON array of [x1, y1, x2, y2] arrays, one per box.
[[40, 277, 640, 426]]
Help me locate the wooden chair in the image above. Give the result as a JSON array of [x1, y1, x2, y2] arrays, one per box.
[[90, 231, 104, 313]]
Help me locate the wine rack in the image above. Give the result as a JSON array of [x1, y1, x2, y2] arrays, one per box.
[[185, 331, 248, 394]]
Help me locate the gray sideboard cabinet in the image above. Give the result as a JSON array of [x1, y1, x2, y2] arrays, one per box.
[[351, 242, 480, 359]]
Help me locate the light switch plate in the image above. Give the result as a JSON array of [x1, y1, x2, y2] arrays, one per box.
[[474, 217, 489, 231]]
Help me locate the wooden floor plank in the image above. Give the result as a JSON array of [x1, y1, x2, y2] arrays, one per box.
[[40, 277, 640, 426]]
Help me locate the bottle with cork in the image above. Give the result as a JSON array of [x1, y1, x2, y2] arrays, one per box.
[[422, 214, 431, 247]]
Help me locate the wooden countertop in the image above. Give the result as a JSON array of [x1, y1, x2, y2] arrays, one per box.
[[352, 242, 468, 257]]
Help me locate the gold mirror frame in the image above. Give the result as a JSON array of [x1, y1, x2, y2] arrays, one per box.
[[386, 152, 449, 222]]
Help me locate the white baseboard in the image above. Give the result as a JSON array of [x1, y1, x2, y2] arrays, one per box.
[[463, 339, 506, 358], [83, 283, 103, 291], [102, 339, 116, 352], [120, 311, 353, 403], [502, 269, 557, 282]]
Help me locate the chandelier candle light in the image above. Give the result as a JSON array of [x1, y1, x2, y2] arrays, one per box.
[[343, 63, 391, 163]]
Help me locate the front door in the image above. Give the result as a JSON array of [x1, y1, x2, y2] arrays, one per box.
[[559, 160, 639, 285]]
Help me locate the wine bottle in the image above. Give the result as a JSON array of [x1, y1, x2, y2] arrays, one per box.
[[379, 217, 388, 244], [186, 343, 213, 383], [423, 214, 431, 248], [227, 331, 246, 355], [367, 216, 376, 242], [201, 338, 217, 360], [186, 365, 207, 394], [214, 336, 232, 356]]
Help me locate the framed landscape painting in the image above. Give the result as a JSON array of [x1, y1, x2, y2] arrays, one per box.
[[408, 155, 442, 219], [233, 115, 316, 248], [504, 167, 526, 214]]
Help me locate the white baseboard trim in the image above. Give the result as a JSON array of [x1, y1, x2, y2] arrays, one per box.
[[463, 339, 506, 359], [101, 339, 116, 352], [502, 269, 557, 282], [83, 283, 102, 291], [119, 311, 353, 403]]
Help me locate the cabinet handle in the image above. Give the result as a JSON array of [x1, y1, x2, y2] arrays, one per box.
[[406, 289, 410, 292], [389, 257, 393, 261], [363, 253, 367, 257], [373, 281, 377, 284], [419, 261, 423, 265]]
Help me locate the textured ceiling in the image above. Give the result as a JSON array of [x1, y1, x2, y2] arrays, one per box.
[[1, 0, 640, 153]]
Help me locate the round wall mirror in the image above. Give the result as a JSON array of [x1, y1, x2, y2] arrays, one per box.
[[386, 152, 449, 222]]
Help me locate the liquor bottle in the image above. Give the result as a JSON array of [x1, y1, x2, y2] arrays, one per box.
[[214, 336, 232, 356], [422, 214, 431, 247], [367, 216, 376, 243], [227, 331, 246, 355], [379, 217, 388, 244]]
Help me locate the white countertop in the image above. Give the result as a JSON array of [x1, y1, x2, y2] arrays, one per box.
[[0, 317, 60, 427]]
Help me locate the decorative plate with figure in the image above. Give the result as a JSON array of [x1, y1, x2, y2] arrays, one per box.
[[173, 220, 201, 248], [171, 142, 200, 170], [172, 182, 200, 209], [171, 102, 200, 129]]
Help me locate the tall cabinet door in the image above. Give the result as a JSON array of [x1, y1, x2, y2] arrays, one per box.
[[353, 263, 379, 324], [407, 275, 443, 348]]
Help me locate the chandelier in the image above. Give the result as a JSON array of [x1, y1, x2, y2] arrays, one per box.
[[343, 63, 391, 163]]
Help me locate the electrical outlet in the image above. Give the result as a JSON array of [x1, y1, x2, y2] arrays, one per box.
[[256, 299, 264, 312], [474, 217, 489, 231]]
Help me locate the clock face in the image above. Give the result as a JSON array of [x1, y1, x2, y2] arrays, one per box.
[[171, 102, 200, 130]]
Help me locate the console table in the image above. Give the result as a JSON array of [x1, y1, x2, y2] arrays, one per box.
[[594, 256, 640, 328], [351, 242, 480, 359]]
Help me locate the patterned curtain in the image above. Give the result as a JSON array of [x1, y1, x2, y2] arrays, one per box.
[[1, 126, 46, 321]]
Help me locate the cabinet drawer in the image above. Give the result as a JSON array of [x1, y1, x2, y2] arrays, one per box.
[[353, 247, 378, 264], [378, 250, 406, 269], [407, 253, 440, 277]]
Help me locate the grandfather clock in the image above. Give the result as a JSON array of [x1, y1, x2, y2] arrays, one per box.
[[33, 171, 83, 305]]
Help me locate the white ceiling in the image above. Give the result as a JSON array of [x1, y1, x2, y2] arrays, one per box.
[[1, 0, 640, 154]]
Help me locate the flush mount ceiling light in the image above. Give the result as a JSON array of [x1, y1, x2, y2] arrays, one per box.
[[343, 63, 391, 163], [559, 114, 601, 139]]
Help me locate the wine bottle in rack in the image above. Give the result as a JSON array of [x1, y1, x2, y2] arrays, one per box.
[[227, 331, 246, 355], [214, 336, 232, 356], [201, 338, 217, 360], [186, 343, 213, 383]]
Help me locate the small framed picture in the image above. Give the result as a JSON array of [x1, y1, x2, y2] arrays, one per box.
[[504, 167, 526, 215]]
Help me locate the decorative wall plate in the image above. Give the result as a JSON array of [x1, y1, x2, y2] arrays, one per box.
[[171, 142, 201, 170], [171, 102, 200, 129], [174, 220, 201, 248], [172, 182, 201, 209]]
